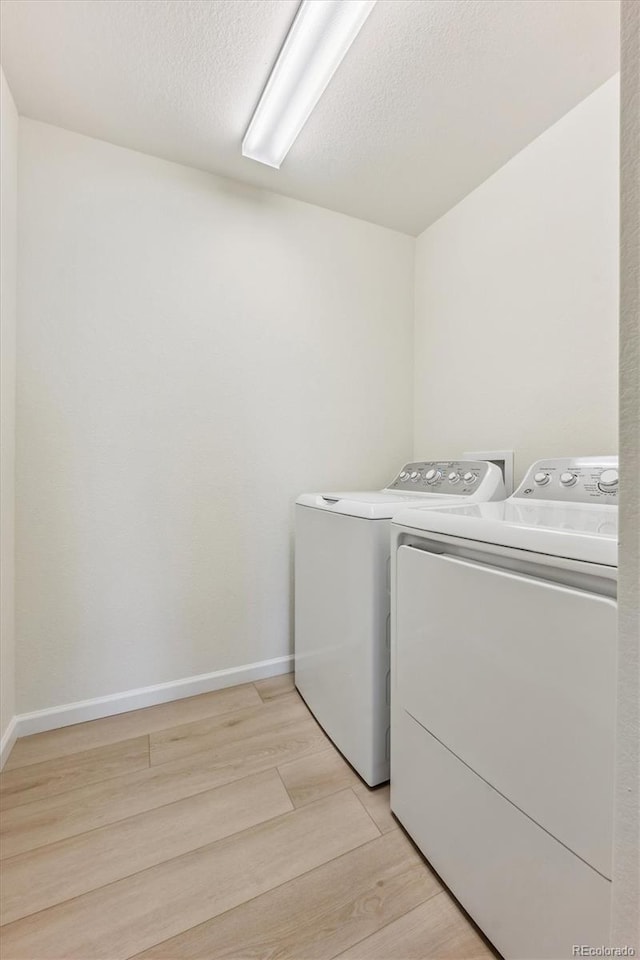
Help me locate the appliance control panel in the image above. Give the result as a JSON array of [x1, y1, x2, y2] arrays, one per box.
[[387, 460, 492, 496], [514, 457, 619, 504]]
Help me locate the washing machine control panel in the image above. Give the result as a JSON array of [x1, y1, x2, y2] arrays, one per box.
[[389, 461, 491, 495], [515, 458, 619, 503]]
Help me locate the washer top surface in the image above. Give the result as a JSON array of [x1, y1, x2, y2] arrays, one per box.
[[296, 460, 505, 520], [393, 457, 618, 567]]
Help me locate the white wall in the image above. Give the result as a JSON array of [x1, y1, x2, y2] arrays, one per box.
[[1, 69, 18, 758], [413, 77, 619, 482], [16, 119, 414, 714], [614, 1, 640, 948]]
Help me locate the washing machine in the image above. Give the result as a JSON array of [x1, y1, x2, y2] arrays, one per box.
[[294, 459, 505, 786], [390, 456, 618, 959]]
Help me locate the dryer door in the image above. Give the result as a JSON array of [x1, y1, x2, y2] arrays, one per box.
[[395, 545, 616, 878]]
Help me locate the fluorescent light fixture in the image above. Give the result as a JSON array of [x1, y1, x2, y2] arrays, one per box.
[[242, 0, 377, 169]]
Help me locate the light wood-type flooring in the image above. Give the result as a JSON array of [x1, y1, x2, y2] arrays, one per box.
[[0, 675, 496, 959]]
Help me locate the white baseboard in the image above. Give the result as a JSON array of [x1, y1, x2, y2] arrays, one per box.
[[11, 655, 294, 742], [0, 716, 18, 770]]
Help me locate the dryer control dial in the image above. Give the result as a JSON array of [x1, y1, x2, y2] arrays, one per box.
[[425, 468, 441, 484], [514, 458, 618, 503], [598, 469, 619, 492], [463, 472, 477, 484], [448, 472, 460, 484]]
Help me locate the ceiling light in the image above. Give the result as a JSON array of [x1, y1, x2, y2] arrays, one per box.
[[242, 0, 377, 169]]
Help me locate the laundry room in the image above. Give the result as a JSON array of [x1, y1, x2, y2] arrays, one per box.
[[0, 2, 637, 959]]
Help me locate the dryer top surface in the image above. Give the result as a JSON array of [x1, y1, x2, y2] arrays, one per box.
[[393, 498, 618, 567]]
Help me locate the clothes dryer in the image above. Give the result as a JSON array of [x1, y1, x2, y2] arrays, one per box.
[[390, 456, 618, 959]]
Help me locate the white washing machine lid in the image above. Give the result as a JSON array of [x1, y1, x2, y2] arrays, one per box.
[[296, 459, 505, 520], [393, 498, 618, 567], [296, 490, 454, 520]]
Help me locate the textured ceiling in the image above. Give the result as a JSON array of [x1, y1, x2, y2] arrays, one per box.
[[1, 0, 620, 235]]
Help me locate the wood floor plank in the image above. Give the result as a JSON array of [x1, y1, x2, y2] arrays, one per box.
[[278, 747, 360, 807], [0, 789, 380, 959], [0, 737, 149, 810], [149, 691, 313, 767], [1, 717, 328, 859], [336, 893, 496, 959], [353, 784, 398, 834], [254, 672, 295, 702], [134, 828, 441, 960], [4, 683, 262, 771], [0, 768, 292, 925]]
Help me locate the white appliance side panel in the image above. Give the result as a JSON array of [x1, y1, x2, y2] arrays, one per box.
[[396, 546, 616, 877], [294, 506, 391, 784], [390, 709, 611, 960]]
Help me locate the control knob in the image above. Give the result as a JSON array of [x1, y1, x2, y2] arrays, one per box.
[[534, 471, 550, 485], [463, 472, 477, 484], [598, 469, 618, 493], [560, 472, 577, 487], [399, 471, 409, 481], [448, 472, 460, 484], [425, 468, 441, 484], [410, 471, 420, 482]]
